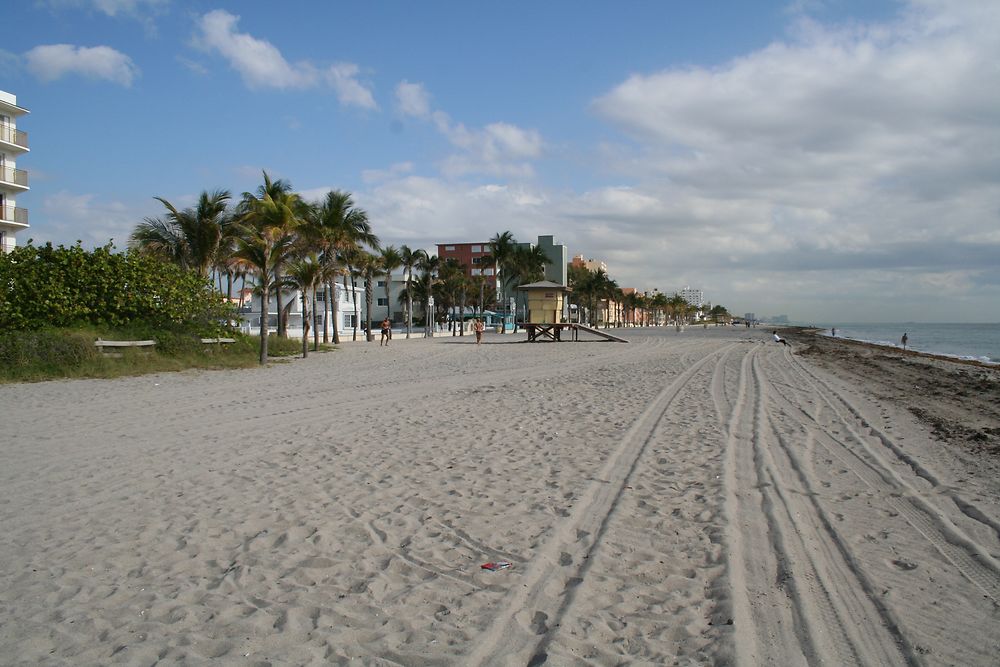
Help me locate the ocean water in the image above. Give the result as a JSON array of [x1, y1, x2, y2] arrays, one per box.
[[810, 322, 1000, 364]]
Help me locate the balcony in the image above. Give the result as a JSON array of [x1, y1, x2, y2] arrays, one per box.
[[0, 206, 28, 226], [0, 165, 28, 189], [0, 125, 28, 150]]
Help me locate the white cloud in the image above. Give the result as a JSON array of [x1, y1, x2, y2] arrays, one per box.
[[325, 63, 377, 109], [90, 0, 167, 17], [193, 10, 376, 108], [24, 44, 139, 86], [579, 0, 1000, 320], [394, 80, 544, 177], [362, 162, 415, 184], [395, 81, 431, 118], [37, 191, 139, 248]]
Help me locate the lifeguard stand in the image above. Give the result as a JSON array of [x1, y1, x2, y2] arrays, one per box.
[[518, 280, 569, 341], [516, 280, 629, 343]]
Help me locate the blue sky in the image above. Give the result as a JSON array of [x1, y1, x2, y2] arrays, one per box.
[[3, 0, 998, 322]]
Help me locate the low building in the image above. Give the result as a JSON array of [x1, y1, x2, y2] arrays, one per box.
[[0, 90, 29, 253], [237, 281, 363, 339]]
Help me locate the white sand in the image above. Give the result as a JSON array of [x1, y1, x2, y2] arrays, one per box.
[[1, 327, 998, 665]]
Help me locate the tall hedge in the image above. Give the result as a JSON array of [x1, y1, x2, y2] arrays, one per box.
[[0, 242, 235, 333]]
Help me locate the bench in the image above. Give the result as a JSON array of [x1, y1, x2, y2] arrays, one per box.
[[200, 337, 236, 345], [94, 339, 157, 356]]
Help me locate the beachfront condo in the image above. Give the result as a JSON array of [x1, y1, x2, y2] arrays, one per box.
[[0, 90, 29, 254]]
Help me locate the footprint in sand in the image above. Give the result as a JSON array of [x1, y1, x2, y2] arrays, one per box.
[[891, 559, 918, 571]]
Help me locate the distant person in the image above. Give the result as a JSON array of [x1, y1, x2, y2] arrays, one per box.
[[380, 318, 391, 346], [773, 331, 790, 347], [473, 318, 485, 345], [831, 327, 836, 337], [901, 332, 908, 350]]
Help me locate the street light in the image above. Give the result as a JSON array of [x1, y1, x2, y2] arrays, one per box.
[[427, 295, 435, 337]]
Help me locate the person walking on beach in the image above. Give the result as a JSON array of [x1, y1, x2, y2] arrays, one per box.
[[773, 331, 790, 347], [473, 318, 485, 345], [380, 318, 392, 346], [901, 332, 908, 350]]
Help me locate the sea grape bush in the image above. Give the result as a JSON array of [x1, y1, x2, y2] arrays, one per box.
[[0, 242, 236, 333]]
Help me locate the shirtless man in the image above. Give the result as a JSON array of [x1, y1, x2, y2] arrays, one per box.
[[380, 318, 391, 346]]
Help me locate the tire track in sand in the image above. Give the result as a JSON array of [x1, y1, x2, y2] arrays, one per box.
[[466, 343, 736, 666], [724, 344, 910, 665], [763, 351, 1000, 604]]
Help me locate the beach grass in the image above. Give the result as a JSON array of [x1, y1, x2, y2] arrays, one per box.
[[0, 328, 330, 383]]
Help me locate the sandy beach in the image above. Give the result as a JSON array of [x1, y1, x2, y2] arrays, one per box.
[[2, 326, 999, 665]]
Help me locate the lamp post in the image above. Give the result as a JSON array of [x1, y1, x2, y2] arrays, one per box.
[[426, 295, 435, 337]]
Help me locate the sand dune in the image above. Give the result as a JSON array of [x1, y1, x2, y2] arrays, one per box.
[[1, 327, 998, 665]]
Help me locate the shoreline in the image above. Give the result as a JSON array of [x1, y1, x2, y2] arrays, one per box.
[[782, 327, 1000, 454]]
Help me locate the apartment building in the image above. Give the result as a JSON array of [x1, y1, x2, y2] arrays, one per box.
[[0, 90, 29, 253], [436, 242, 497, 289], [571, 254, 607, 274], [679, 286, 704, 308]]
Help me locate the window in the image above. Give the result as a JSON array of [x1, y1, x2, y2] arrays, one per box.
[[485, 268, 495, 275], [472, 256, 482, 264], [471, 245, 482, 253], [377, 298, 388, 307], [377, 280, 386, 288], [344, 314, 356, 328], [445, 245, 455, 251]]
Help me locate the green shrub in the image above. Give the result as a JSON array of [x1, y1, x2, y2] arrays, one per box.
[[0, 329, 97, 372], [0, 242, 236, 334]]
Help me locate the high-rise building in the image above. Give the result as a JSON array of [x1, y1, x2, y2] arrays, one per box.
[[519, 235, 567, 286], [679, 286, 704, 307], [0, 90, 29, 253]]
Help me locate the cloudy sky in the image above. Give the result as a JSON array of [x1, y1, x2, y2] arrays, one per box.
[[3, 0, 997, 322]]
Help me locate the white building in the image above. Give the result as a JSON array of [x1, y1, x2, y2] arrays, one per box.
[[0, 90, 29, 253], [237, 281, 363, 339], [679, 286, 704, 308]]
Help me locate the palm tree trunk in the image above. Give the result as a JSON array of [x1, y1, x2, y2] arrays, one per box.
[[330, 281, 341, 344], [301, 291, 309, 358], [258, 282, 269, 365], [275, 268, 285, 338], [405, 268, 413, 339], [365, 275, 374, 342], [312, 290, 319, 351], [350, 273, 360, 342]]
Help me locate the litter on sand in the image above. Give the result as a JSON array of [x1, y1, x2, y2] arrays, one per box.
[[480, 561, 513, 571]]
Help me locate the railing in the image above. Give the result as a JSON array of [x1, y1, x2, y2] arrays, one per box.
[[0, 165, 28, 188], [0, 206, 28, 225], [0, 126, 28, 149]]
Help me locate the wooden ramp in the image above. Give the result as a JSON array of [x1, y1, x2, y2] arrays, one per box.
[[522, 323, 629, 343], [571, 323, 629, 342]]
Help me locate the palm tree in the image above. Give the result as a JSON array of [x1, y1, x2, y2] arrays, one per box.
[[418, 253, 441, 336], [230, 224, 296, 364], [355, 252, 383, 342], [486, 231, 517, 331], [379, 245, 403, 322], [232, 172, 303, 363], [238, 173, 305, 339], [305, 191, 378, 343], [130, 189, 231, 279], [398, 245, 426, 338], [283, 255, 324, 356]]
